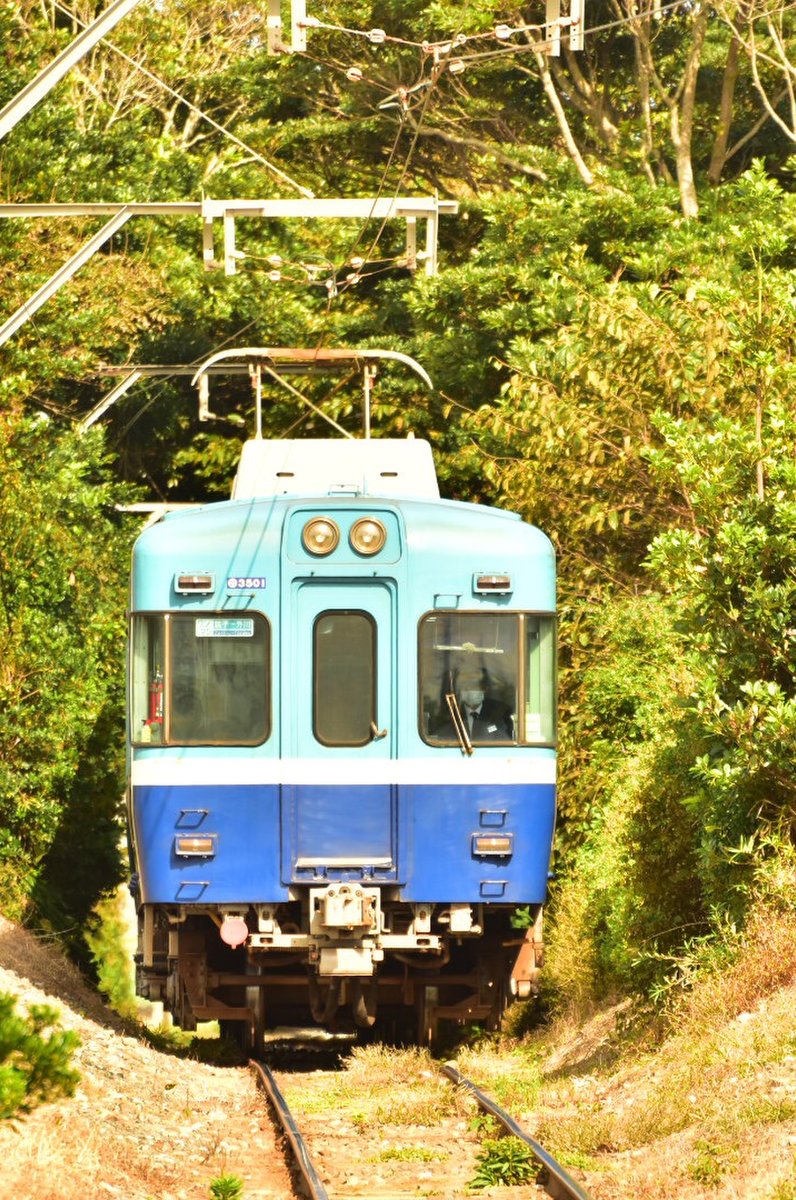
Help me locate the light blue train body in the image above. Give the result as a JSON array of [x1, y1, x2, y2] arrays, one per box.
[[128, 437, 556, 1040]]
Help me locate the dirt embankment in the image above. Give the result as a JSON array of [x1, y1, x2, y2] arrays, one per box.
[[0, 917, 294, 1200]]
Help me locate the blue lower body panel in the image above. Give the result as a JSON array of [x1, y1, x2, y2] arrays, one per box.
[[402, 782, 555, 904], [284, 783, 398, 883], [134, 783, 288, 904], [132, 781, 555, 905]]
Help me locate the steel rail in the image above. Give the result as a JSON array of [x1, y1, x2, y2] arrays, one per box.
[[441, 1062, 591, 1200], [250, 1059, 330, 1200]]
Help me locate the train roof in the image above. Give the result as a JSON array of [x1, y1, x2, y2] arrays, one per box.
[[132, 436, 554, 567], [231, 437, 439, 500]]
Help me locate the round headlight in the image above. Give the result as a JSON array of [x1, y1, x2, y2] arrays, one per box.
[[350, 517, 387, 556], [302, 517, 340, 556]]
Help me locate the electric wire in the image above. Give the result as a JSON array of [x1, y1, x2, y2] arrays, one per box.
[[64, 0, 695, 441], [319, 38, 452, 308], [51, 0, 314, 198], [302, 0, 700, 78], [113, 315, 261, 439]]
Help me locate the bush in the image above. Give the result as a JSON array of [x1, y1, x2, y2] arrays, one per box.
[[0, 992, 79, 1118]]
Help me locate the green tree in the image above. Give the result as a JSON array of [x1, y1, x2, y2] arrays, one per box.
[[0, 412, 134, 960]]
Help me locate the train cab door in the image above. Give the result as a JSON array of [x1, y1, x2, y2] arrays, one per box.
[[281, 580, 397, 884]]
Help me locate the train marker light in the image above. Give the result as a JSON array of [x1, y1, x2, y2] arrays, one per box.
[[175, 572, 214, 594], [175, 834, 217, 857], [474, 572, 512, 594], [220, 916, 249, 947], [472, 833, 514, 857], [349, 517, 386, 556], [302, 517, 340, 555]]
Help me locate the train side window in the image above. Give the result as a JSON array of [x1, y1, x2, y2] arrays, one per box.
[[169, 614, 270, 745], [525, 616, 556, 744], [314, 610, 376, 746], [420, 613, 519, 746], [130, 613, 270, 746], [131, 615, 165, 744]]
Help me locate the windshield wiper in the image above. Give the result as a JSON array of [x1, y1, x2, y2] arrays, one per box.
[[445, 692, 473, 756]]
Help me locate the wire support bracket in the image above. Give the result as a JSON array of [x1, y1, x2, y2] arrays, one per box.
[[0, 196, 457, 347]]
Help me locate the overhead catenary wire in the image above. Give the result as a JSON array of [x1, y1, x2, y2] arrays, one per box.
[[303, 0, 702, 78], [50, 0, 314, 198], [327, 43, 452, 306]]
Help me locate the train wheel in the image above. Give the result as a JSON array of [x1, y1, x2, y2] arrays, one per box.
[[246, 982, 266, 1054], [415, 984, 439, 1046], [308, 974, 341, 1025]]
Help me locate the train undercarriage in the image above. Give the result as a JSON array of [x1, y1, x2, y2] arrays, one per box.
[[135, 888, 544, 1048]]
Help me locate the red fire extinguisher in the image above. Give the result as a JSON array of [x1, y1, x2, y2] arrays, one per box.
[[148, 667, 164, 726]]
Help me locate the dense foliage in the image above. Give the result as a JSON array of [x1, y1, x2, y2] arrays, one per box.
[[0, 992, 79, 1119], [1, 0, 795, 1000], [0, 414, 133, 962]]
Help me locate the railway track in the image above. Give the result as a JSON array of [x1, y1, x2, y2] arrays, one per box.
[[251, 1052, 590, 1200]]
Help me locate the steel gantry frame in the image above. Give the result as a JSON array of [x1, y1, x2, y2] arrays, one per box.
[[0, 196, 458, 349]]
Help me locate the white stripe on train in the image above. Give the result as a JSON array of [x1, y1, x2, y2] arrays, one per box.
[[131, 755, 556, 788]]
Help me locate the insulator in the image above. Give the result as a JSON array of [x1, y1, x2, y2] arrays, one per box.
[[367, 27, 386, 43], [437, 41, 452, 54], [267, 270, 282, 282], [345, 272, 361, 285], [346, 66, 364, 81], [349, 255, 364, 269], [449, 58, 466, 74], [454, 32, 468, 45], [495, 23, 514, 39], [267, 254, 283, 267]]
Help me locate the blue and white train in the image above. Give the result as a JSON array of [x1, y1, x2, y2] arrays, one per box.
[[127, 350, 556, 1045]]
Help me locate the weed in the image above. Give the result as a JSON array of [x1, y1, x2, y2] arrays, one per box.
[[140, 1022, 194, 1056], [767, 1173, 796, 1200], [0, 994, 80, 1118], [488, 1071, 544, 1111], [189, 1036, 247, 1067], [687, 1140, 737, 1187], [370, 1146, 447, 1163], [209, 1174, 244, 1199], [557, 1148, 599, 1171], [535, 1109, 616, 1156], [468, 1113, 499, 1136], [345, 1044, 434, 1084], [376, 1092, 455, 1125], [739, 1096, 796, 1126], [469, 1137, 536, 1190]]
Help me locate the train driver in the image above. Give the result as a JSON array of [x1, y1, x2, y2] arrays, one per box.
[[455, 666, 514, 741]]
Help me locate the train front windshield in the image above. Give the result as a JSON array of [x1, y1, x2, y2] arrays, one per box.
[[420, 612, 555, 746], [130, 613, 270, 745]]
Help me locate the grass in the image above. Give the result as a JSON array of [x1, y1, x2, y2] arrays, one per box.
[[369, 1146, 448, 1162], [687, 1140, 739, 1187], [209, 1175, 244, 1199], [375, 1090, 457, 1125], [425, 902, 796, 1200]]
